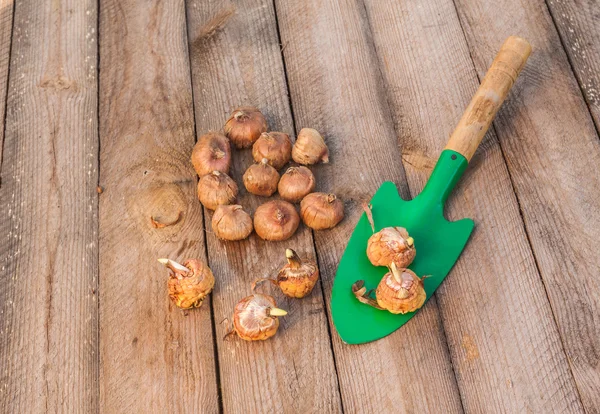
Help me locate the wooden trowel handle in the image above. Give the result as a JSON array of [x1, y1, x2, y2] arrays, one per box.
[[445, 36, 531, 161]]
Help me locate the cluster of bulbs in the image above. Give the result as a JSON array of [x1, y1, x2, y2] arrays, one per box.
[[191, 107, 344, 242], [159, 247, 319, 342], [352, 205, 427, 314], [157, 106, 348, 342]]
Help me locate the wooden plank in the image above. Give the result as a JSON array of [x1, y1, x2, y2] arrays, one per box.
[[273, 0, 466, 412], [0, 0, 98, 411], [98, 1, 218, 412], [0, 0, 13, 162], [185, 1, 342, 412], [547, 0, 600, 131], [363, 0, 584, 412], [453, 0, 600, 410]]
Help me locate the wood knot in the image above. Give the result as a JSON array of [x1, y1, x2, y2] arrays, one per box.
[[150, 211, 182, 228], [401, 151, 436, 171], [39, 75, 77, 91], [127, 182, 187, 238], [466, 92, 499, 126], [194, 4, 236, 44], [462, 334, 480, 362]]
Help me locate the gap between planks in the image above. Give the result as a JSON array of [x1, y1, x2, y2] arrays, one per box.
[[356, 1, 467, 412], [543, 0, 600, 139], [94, 0, 101, 412], [182, 2, 225, 412], [184, 0, 342, 412], [0, 0, 16, 182], [449, 0, 600, 410], [446, 0, 586, 406], [268, 0, 347, 410]]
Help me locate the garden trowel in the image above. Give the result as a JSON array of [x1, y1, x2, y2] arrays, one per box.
[[331, 36, 531, 344]]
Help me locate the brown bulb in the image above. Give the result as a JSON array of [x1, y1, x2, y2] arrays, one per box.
[[254, 200, 299, 241], [243, 158, 280, 197], [212, 204, 253, 241], [224, 107, 268, 148], [278, 166, 316, 203], [362, 203, 415, 268], [367, 227, 415, 268], [253, 249, 319, 298], [292, 128, 329, 165], [227, 294, 287, 341], [252, 132, 292, 170], [300, 192, 344, 230], [276, 249, 319, 298], [376, 263, 426, 314], [197, 171, 238, 210], [191, 132, 231, 177], [159, 258, 215, 309]]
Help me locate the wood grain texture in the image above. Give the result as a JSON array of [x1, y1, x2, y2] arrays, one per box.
[[185, 1, 342, 412], [98, 1, 218, 412], [0, 0, 98, 411], [363, 0, 584, 412], [546, 0, 600, 131], [445, 36, 531, 161], [0, 0, 13, 163], [454, 0, 600, 410], [274, 0, 465, 412]]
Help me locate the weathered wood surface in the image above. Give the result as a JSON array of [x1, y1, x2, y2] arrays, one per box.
[[363, 0, 584, 412], [186, 0, 342, 412], [274, 0, 466, 412], [547, 0, 600, 131], [0, 0, 99, 411], [98, 0, 218, 412], [1, 0, 600, 412], [0, 0, 12, 162], [454, 0, 600, 410]]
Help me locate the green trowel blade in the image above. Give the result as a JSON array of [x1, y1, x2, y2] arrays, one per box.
[[331, 150, 474, 344]]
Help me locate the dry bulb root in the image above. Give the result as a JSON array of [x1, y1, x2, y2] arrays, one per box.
[[224, 294, 287, 341], [253, 249, 319, 298], [352, 263, 427, 314], [159, 258, 215, 309], [351, 280, 384, 310]]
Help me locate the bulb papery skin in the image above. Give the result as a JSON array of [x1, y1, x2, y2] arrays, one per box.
[[292, 128, 329, 165], [166, 259, 215, 309], [197, 171, 238, 210], [233, 294, 283, 341], [278, 166, 315, 203], [224, 107, 268, 148], [300, 192, 344, 230], [191, 132, 232, 177], [252, 132, 292, 170], [243, 159, 280, 197], [366, 227, 416, 268], [212, 204, 253, 241], [254, 200, 300, 241], [376, 267, 426, 314], [276, 249, 319, 298]]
